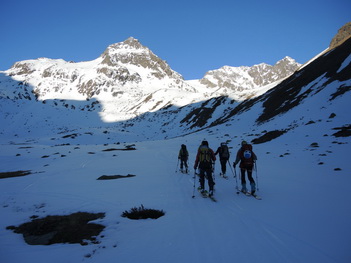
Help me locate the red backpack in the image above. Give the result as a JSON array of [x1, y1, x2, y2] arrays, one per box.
[[240, 144, 254, 166]]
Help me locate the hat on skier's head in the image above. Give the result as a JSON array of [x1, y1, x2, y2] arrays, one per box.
[[221, 142, 226, 146], [241, 140, 247, 146], [202, 140, 209, 146]]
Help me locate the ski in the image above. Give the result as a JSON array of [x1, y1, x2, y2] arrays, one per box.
[[243, 191, 262, 200], [205, 191, 217, 202], [219, 173, 228, 179], [207, 194, 217, 202], [251, 193, 262, 200], [198, 188, 208, 198], [239, 190, 251, 196], [239, 190, 261, 199], [197, 188, 217, 202]]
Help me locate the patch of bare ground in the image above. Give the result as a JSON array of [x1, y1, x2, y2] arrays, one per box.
[[252, 129, 288, 144], [0, 170, 32, 179], [6, 212, 105, 245], [97, 174, 136, 180], [332, 124, 351, 137]]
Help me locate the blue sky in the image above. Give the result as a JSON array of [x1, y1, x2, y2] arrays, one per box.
[[1, 0, 350, 80]]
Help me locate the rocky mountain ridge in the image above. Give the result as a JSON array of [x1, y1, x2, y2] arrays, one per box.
[[330, 22, 351, 49], [6, 37, 186, 100], [2, 37, 300, 106], [199, 56, 299, 92]]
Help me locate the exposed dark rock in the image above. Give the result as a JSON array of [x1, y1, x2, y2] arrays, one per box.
[[102, 147, 136, 151], [97, 174, 136, 180], [6, 212, 105, 245], [310, 142, 319, 148], [251, 130, 288, 144], [332, 124, 351, 137], [330, 22, 351, 49], [0, 170, 31, 179]]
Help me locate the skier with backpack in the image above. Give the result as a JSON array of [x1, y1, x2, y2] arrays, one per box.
[[178, 144, 189, 173], [233, 141, 257, 195], [215, 142, 230, 178], [194, 140, 216, 197]]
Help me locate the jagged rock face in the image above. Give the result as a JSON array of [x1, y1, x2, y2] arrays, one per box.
[[1, 37, 303, 123], [200, 56, 301, 91], [100, 37, 182, 81], [4, 37, 184, 99], [330, 22, 351, 49], [8, 62, 36, 76]]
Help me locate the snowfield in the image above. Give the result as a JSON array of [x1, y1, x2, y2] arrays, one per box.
[[0, 120, 350, 263]]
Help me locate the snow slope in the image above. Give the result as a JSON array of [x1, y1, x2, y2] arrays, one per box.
[[0, 126, 350, 263]]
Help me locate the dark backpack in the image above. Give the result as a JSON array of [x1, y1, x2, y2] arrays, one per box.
[[240, 144, 254, 166], [199, 146, 212, 169], [220, 145, 229, 159], [180, 145, 188, 157]]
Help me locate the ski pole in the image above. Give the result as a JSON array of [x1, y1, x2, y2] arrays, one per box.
[[233, 164, 239, 194], [255, 161, 259, 191], [228, 160, 235, 177], [212, 162, 216, 182], [192, 169, 197, 198], [175, 158, 179, 173]]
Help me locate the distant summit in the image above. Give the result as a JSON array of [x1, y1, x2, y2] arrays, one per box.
[[100, 37, 182, 80], [199, 56, 300, 92]]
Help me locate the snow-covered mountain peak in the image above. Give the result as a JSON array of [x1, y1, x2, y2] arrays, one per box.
[[277, 56, 295, 63], [108, 37, 144, 51], [101, 37, 147, 64], [199, 57, 301, 92], [1, 37, 305, 124], [99, 37, 182, 81], [273, 56, 300, 72]]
